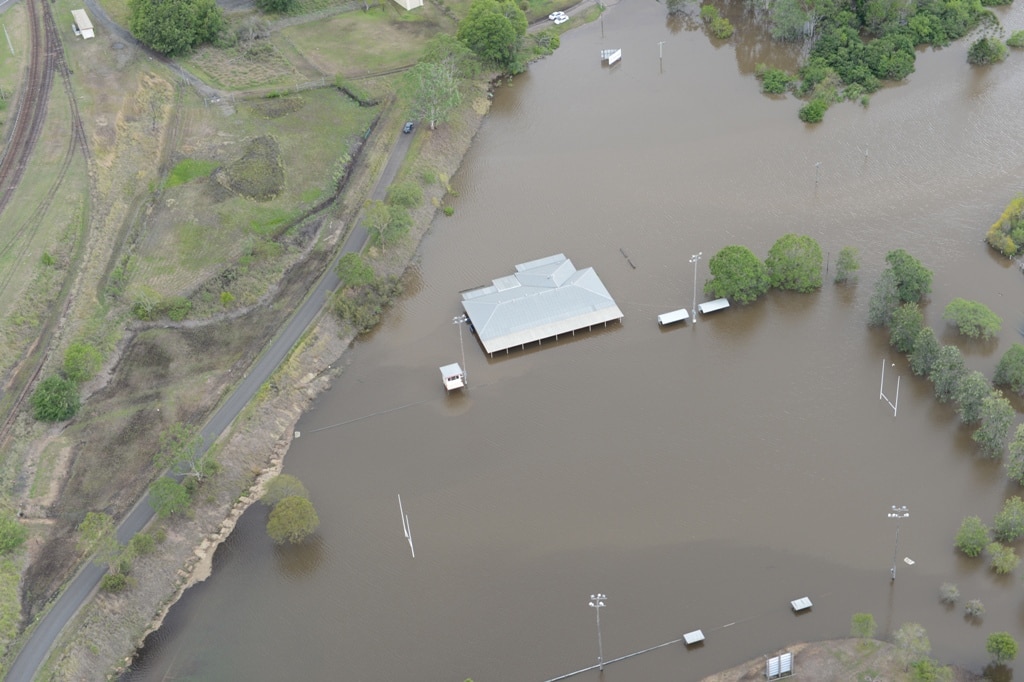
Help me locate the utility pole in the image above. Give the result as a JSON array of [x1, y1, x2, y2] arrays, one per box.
[[657, 41, 665, 73]]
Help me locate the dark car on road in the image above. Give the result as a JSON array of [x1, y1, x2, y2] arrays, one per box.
[[403, 121, 414, 133]]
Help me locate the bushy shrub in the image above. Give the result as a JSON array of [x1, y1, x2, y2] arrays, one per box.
[[955, 516, 989, 557], [799, 98, 829, 123], [965, 599, 985, 617], [0, 515, 27, 555], [1008, 31, 1024, 48], [760, 68, 793, 94], [129, 533, 157, 556], [993, 496, 1024, 542], [987, 542, 1019, 574], [939, 582, 959, 604], [30, 375, 80, 422], [968, 37, 1008, 64], [386, 181, 423, 209], [100, 572, 131, 592], [994, 344, 1024, 395], [942, 298, 1001, 340], [63, 342, 102, 384]]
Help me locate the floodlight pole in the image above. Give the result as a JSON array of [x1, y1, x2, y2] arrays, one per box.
[[589, 593, 606, 671], [880, 359, 899, 417], [658, 41, 665, 72], [690, 252, 702, 325], [453, 314, 468, 386], [887, 505, 909, 581]]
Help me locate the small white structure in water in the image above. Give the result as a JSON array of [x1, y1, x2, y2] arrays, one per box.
[[657, 308, 689, 326], [697, 298, 730, 315], [71, 9, 94, 39], [601, 48, 622, 65], [440, 363, 465, 391]]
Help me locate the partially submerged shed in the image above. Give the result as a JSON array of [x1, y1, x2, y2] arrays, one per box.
[[460, 254, 623, 355]]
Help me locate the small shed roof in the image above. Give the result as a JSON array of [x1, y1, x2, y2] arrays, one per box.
[[697, 298, 730, 314], [461, 254, 623, 354], [71, 9, 94, 37]]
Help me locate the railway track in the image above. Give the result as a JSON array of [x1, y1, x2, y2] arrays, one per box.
[[0, 0, 91, 449]]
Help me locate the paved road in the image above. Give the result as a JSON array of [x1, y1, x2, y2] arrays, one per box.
[[6, 122, 416, 682]]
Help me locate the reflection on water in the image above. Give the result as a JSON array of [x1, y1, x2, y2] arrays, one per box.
[[124, 0, 1024, 679]]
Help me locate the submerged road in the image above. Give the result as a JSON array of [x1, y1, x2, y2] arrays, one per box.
[[5, 122, 416, 682]]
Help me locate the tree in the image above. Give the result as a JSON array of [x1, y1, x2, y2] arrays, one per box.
[[362, 200, 391, 243], [973, 392, 1014, 459], [894, 622, 931, 670], [930, 345, 966, 403], [910, 327, 941, 377], [422, 33, 480, 80], [909, 658, 952, 682], [987, 632, 1019, 663], [0, 514, 27, 555], [765, 234, 823, 292], [993, 496, 1024, 542], [704, 245, 770, 304], [994, 344, 1024, 395], [255, 0, 295, 13], [403, 62, 461, 131], [77, 512, 121, 571], [965, 599, 985, 618], [942, 298, 1001, 340], [1006, 424, 1024, 485], [128, 0, 224, 56], [770, 0, 812, 41], [149, 477, 191, 518], [456, 0, 527, 71], [955, 516, 989, 557], [867, 268, 900, 327], [889, 303, 924, 353], [851, 613, 877, 638], [939, 582, 959, 604], [954, 371, 991, 425], [266, 495, 320, 544], [380, 206, 412, 252], [155, 423, 214, 482], [261, 474, 309, 506], [986, 542, 1019, 574], [335, 252, 375, 289], [386, 181, 423, 209], [885, 249, 932, 304], [63, 342, 102, 384], [968, 36, 1008, 64], [30, 375, 80, 422], [834, 246, 860, 283]]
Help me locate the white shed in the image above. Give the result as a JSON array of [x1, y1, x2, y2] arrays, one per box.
[[391, 0, 423, 9], [71, 9, 94, 39]]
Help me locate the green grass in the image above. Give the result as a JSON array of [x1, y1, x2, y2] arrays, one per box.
[[0, 559, 21, 651], [164, 159, 219, 189], [96, 0, 130, 30], [29, 440, 65, 499]]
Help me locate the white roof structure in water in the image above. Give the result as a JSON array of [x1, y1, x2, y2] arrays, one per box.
[[460, 254, 623, 355]]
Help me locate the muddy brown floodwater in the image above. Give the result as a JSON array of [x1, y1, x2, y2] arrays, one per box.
[[123, 1, 1024, 680]]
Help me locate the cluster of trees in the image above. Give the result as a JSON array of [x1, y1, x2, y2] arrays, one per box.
[[744, 0, 1011, 121], [261, 474, 319, 544], [128, 0, 225, 56], [148, 423, 219, 519], [702, 235, 857, 304], [984, 195, 1024, 257], [456, 0, 529, 73], [331, 253, 404, 334], [77, 512, 163, 592], [867, 250, 1015, 459], [954, 498, 1024, 573], [30, 341, 105, 422]]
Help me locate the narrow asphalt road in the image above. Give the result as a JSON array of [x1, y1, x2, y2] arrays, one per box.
[[6, 123, 416, 682]]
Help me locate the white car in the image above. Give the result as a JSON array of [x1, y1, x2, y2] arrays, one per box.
[[549, 11, 568, 23]]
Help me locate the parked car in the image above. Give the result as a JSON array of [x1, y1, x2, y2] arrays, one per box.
[[548, 10, 568, 23], [403, 121, 414, 134]]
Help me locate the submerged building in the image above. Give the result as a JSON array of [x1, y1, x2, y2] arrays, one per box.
[[460, 254, 623, 356]]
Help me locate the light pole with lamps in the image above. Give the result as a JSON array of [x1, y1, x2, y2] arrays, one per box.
[[453, 314, 468, 386], [589, 593, 606, 671], [887, 505, 909, 581], [690, 252, 702, 325]]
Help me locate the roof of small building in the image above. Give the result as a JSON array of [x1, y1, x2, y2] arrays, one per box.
[[460, 254, 623, 354], [71, 8, 93, 30]]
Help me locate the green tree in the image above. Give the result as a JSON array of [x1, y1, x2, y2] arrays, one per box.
[[986, 542, 1019, 574], [973, 392, 1014, 459], [386, 181, 424, 209], [336, 253, 375, 289], [261, 474, 309, 506], [930, 345, 966, 403], [770, 0, 812, 41], [851, 612, 877, 638], [993, 496, 1024, 542], [942, 298, 1002, 340], [954, 371, 991, 425], [128, 0, 224, 56], [994, 344, 1024, 395], [77, 512, 121, 572], [379, 206, 412, 253], [456, 0, 527, 71], [266, 495, 320, 544], [704, 245, 770, 304], [1006, 424, 1024, 485], [149, 477, 191, 518], [403, 62, 461, 131], [255, 0, 294, 13], [155, 423, 215, 482], [986, 632, 1019, 663], [362, 200, 391, 241], [894, 622, 931, 670], [885, 249, 932, 304], [867, 268, 900, 327], [63, 342, 102, 384], [965, 599, 985, 617], [129, 532, 157, 556], [765, 234, 823, 292], [422, 33, 480, 80], [0, 514, 27, 555], [1008, 30, 1024, 48], [968, 36, 1008, 64], [834, 246, 860, 283], [30, 375, 80, 422], [889, 303, 924, 353], [909, 327, 941, 377], [939, 582, 959, 604], [955, 515, 989, 557], [908, 658, 952, 682]]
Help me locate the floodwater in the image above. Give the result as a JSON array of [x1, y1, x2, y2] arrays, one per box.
[[124, 1, 1024, 680]]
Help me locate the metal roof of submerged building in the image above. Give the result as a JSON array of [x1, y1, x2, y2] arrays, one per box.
[[460, 254, 623, 355]]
